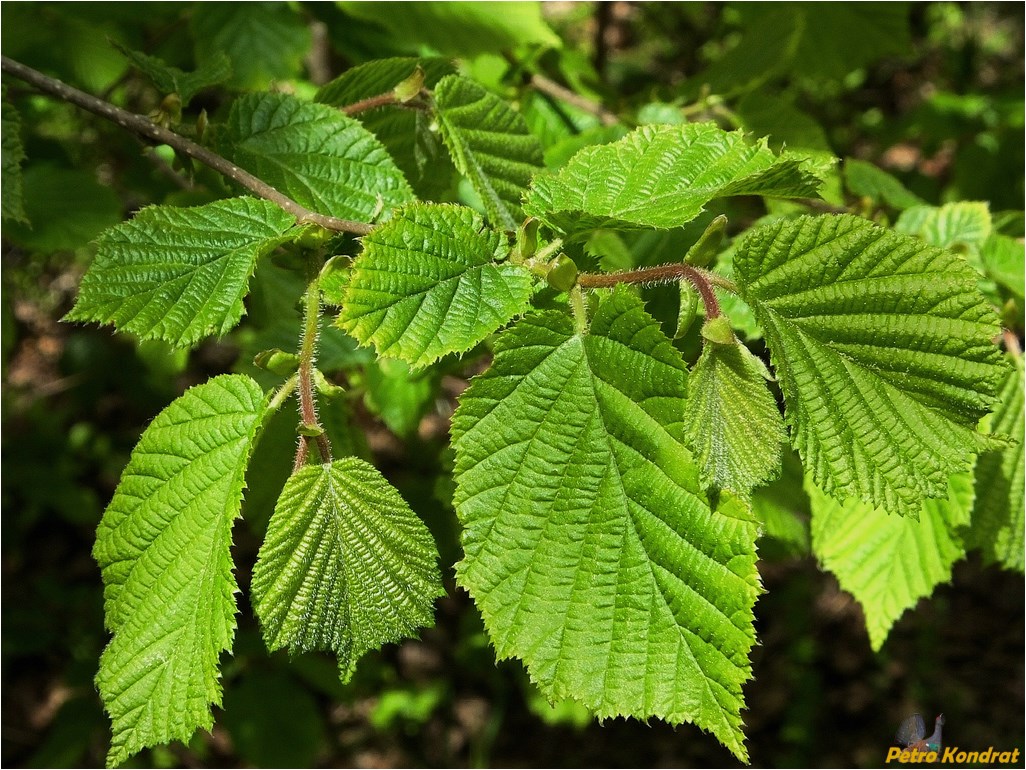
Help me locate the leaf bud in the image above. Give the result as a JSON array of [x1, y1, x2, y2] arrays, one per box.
[[700, 316, 736, 346], [546, 254, 578, 292], [393, 67, 425, 102], [298, 422, 325, 437], [685, 215, 727, 267], [254, 349, 300, 376]]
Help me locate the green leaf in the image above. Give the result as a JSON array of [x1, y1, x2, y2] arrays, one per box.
[[190, 3, 310, 90], [452, 288, 761, 761], [980, 233, 1025, 298], [967, 355, 1024, 572], [809, 473, 973, 651], [843, 158, 924, 210], [316, 57, 455, 106], [433, 75, 545, 230], [338, 1, 560, 57], [93, 375, 267, 767], [1, 88, 27, 223], [683, 340, 786, 498], [525, 123, 822, 236], [114, 42, 231, 106], [338, 203, 534, 367], [895, 202, 992, 255], [316, 57, 457, 198], [362, 358, 437, 439], [66, 198, 295, 348], [221, 93, 413, 223], [250, 458, 443, 682], [751, 452, 811, 557], [734, 214, 1006, 517]]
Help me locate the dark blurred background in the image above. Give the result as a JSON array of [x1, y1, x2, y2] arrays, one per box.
[[2, 2, 1023, 767]]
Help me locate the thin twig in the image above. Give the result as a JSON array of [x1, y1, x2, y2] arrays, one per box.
[[578, 263, 731, 319], [529, 73, 618, 126], [1, 55, 373, 236]]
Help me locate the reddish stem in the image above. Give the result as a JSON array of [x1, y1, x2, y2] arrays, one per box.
[[578, 263, 723, 319]]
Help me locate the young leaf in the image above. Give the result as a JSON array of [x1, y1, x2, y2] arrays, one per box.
[[967, 355, 1024, 572], [221, 93, 413, 223], [315, 57, 456, 199], [524, 123, 822, 236], [433, 75, 545, 230], [66, 198, 295, 348], [250, 458, 443, 682], [1, 87, 27, 223], [452, 288, 761, 761], [809, 473, 973, 651], [896, 201, 992, 255], [980, 234, 1025, 298], [93, 375, 267, 767], [683, 339, 786, 498], [734, 214, 1006, 517], [337, 203, 534, 367]]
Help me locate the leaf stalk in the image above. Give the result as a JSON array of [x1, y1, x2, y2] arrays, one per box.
[[296, 274, 332, 469], [578, 263, 734, 320]]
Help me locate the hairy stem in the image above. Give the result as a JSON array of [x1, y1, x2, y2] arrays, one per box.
[[296, 274, 332, 467], [1, 55, 372, 236], [268, 374, 300, 414], [341, 91, 429, 116], [578, 263, 734, 319]]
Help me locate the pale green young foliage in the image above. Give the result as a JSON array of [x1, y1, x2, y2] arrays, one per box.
[[683, 338, 786, 498], [980, 234, 1025, 298], [66, 198, 295, 347], [337, 203, 534, 367], [452, 288, 761, 761], [93, 375, 267, 767], [433, 75, 545, 230], [734, 214, 1005, 517], [896, 201, 992, 254], [221, 93, 413, 222], [809, 473, 973, 651], [524, 123, 822, 236], [968, 356, 1024, 572], [250, 458, 443, 681]]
